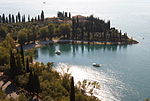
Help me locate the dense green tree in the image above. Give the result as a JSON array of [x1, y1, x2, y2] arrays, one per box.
[[70, 77, 75, 101]]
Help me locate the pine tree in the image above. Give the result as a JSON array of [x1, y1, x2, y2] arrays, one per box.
[[70, 77, 75, 101], [41, 10, 44, 21], [26, 58, 30, 72]]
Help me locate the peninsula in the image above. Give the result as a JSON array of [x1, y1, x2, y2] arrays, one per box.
[[0, 11, 138, 46]]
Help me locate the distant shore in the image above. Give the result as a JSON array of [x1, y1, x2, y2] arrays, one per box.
[[20, 39, 139, 50]]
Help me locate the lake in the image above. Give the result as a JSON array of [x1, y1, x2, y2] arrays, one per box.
[[1, 0, 150, 101]]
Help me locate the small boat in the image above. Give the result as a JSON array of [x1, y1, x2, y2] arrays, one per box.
[[55, 50, 61, 55], [92, 63, 102, 67]]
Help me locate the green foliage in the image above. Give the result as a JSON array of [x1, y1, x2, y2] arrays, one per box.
[[0, 47, 9, 65], [39, 26, 49, 39], [0, 25, 8, 38], [0, 89, 7, 99], [17, 29, 28, 45], [48, 23, 55, 39], [59, 24, 71, 39], [18, 94, 28, 101]]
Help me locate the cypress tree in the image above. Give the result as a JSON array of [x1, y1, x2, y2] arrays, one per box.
[[18, 12, 21, 22], [0, 15, 1, 23], [2, 14, 5, 23], [26, 58, 30, 72], [65, 12, 68, 18], [29, 56, 33, 63], [69, 12, 71, 19], [16, 15, 18, 23], [16, 54, 23, 75], [9, 49, 17, 78], [33, 73, 41, 99], [12, 15, 15, 23], [20, 44, 25, 66], [9, 14, 11, 23], [41, 10, 44, 21], [22, 15, 25, 22], [5, 17, 8, 23], [70, 77, 75, 101], [28, 15, 30, 22], [38, 15, 40, 21], [31, 17, 34, 22], [35, 17, 37, 21], [26, 71, 34, 94]]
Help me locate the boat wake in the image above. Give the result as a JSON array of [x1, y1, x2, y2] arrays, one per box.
[[55, 63, 129, 101]]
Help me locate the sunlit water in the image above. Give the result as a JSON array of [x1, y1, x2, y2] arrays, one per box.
[[1, 0, 150, 101]]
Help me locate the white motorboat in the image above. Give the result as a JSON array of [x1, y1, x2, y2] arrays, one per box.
[[55, 50, 61, 55], [92, 63, 102, 67]]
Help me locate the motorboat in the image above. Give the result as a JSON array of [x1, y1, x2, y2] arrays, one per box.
[[55, 50, 61, 55], [92, 63, 102, 67]]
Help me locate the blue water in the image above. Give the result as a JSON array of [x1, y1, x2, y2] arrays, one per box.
[[1, 0, 150, 100]]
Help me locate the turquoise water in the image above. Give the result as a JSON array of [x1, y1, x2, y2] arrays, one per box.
[[34, 43, 150, 101], [1, 0, 150, 100]]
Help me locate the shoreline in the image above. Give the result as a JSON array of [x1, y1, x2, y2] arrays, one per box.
[[21, 39, 139, 50]]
